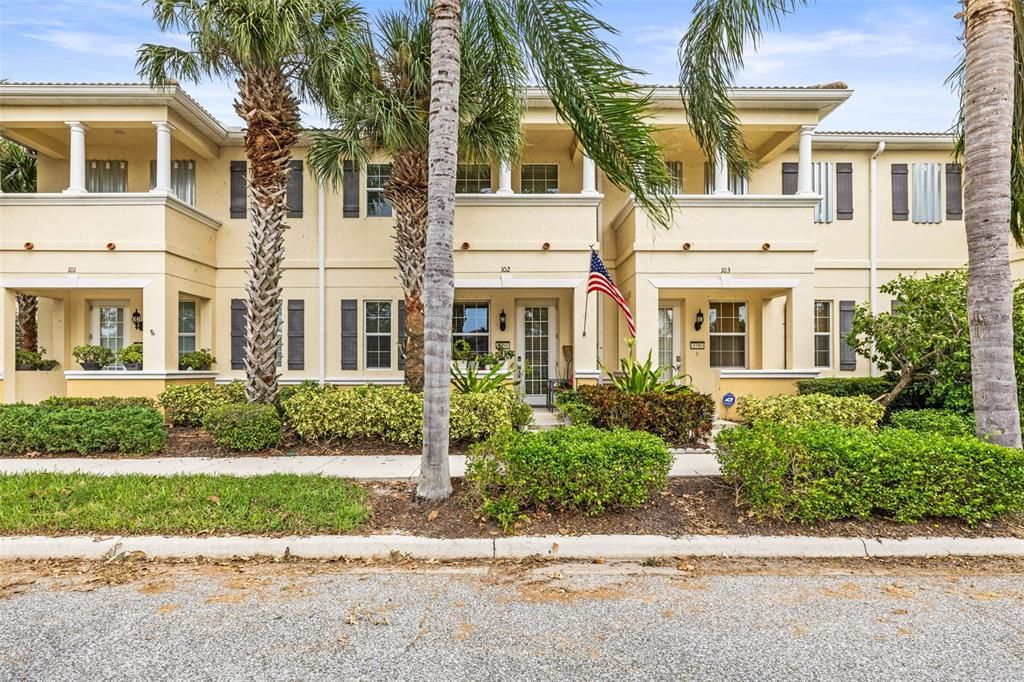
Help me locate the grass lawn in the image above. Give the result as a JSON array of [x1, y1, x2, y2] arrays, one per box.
[[0, 473, 371, 535]]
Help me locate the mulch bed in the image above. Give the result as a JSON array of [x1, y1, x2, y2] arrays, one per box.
[[0, 427, 468, 459], [362, 477, 1024, 540]]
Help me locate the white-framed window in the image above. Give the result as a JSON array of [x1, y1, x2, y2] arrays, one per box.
[[520, 163, 559, 194], [452, 302, 490, 355], [814, 300, 832, 368], [366, 163, 393, 217], [666, 161, 683, 195], [86, 160, 128, 192], [151, 160, 197, 205], [456, 164, 492, 193], [178, 301, 197, 358], [709, 301, 746, 368], [365, 301, 392, 369], [912, 162, 942, 224]]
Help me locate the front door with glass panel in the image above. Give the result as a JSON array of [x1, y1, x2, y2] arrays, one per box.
[[91, 304, 127, 368], [658, 303, 682, 379], [517, 304, 557, 406]]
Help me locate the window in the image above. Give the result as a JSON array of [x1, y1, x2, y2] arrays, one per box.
[[456, 164, 492, 193], [666, 161, 683, 194], [178, 301, 197, 358], [366, 164, 393, 217], [96, 305, 126, 367], [657, 306, 676, 373], [814, 300, 832, 368], [520, 164, 559, 194], [812, 162, 833, 224], [365, 301, 392, 369], [452, 302, 490, 355], [150, 160, 197, 205], [912, 162, 942, 223], [86, 160, 128, 192], [709, 301, 746, 368]]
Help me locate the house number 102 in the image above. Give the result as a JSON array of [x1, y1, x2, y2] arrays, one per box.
[[500, 266, 511, 273]]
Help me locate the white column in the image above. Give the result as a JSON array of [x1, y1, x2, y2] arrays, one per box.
[[497, 160, 513, 195], [713, 147, 731, 195], [152, 120, 174, 194], [64, 121, 87, 194], [581, 155, 598, 195], [797, 125, 815, 195]]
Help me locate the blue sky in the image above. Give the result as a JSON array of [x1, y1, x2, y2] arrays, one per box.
[[0, 0, 963, 132]]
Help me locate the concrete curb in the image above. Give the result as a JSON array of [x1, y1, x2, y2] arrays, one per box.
[[3, 534, 1023, 561]]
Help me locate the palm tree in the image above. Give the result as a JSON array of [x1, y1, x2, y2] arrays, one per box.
[[418, 0, 678, 499], [137, 0, 362, 404], [678, 0, 1024, 447], [306, 3, 525, 393], [1, 137, 40, 352]]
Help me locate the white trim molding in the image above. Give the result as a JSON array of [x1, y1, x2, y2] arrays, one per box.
[[649, 276, 802, 290], [455, 193, 602, 207], [456, 276, 584, 289], [718, 369, 821, 380], [0, 277, 153, 289], [65, 370, 218, 380], [574, 368, 601, 380], [0, 193, 221, 229]]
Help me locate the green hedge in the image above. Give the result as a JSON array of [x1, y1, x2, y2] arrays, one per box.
[[282, 385, 531, 446], [466, 426, 672, 530], [715, 422, 1024, 524], [0, 405, 166, 455], [158, 382, 247, 426], [795, 377, 893, 398], [737, 393, 884, 429], [203, 404, 282, 451], [559, 385, 715, 445], [887, 409, 974, 437], [38, 396, 157, 410]]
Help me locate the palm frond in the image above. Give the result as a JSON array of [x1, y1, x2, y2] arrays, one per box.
[[504, 0, 674, 227], [678, 0, 809, 180], [0, 138, 37, 193]]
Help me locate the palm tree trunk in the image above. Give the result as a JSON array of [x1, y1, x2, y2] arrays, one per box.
[[384, 150, 428, 393], [964, 0, 1022, 447], [418, 0, 461, 500], [15, 294, 38, 352], [235, 69, 301, 405]]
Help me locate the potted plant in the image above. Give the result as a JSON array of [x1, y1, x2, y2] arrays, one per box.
[[15, 349, 40, 371], [179, 348, 215, 370], [118, 343, 144, 371], [72, 344, 114, 371]]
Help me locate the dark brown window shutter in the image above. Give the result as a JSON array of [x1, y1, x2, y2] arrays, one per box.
[[342, 161, 359, 218], [836, 163, 853, 220], [230, 298, 247, 369], [287, 299, 304, 370], [397, 300, 407, 370], [781, 162, 798, 195], [891, 164, 908, 221], [287, 160, 303, 218], [839, 300, 856, 371], [230, 161, 247, 219], [945, 163, 963, 220], [341, 299, 358, 370]]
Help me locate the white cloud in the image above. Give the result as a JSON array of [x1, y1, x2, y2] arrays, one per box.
[[31, 30, 140, 58]]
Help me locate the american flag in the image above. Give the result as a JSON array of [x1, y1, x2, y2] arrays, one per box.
[[587, 250, 636, 337]]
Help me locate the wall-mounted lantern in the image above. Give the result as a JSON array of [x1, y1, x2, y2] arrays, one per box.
[[132, 309, 144, 331], [694, 308, 705, 331], [499, 309, 507, 331]]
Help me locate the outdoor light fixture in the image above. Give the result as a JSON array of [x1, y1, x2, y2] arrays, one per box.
[[132, 309, 143, 331], [694, 309, 705, 331], [499, 309, 507, 331]]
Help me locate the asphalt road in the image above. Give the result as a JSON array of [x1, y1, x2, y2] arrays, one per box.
[[0, 559, 1021, 681]]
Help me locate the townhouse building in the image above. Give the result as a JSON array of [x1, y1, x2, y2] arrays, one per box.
[[1, 82, 1013, 411]]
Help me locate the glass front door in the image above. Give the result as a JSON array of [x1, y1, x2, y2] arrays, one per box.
[[97, 306, 126, 367], [517, 304, 557, 406]]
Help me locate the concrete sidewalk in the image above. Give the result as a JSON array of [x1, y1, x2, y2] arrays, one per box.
[[0, 452, 722, 480]]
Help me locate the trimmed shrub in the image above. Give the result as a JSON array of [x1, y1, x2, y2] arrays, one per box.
[[553, 388, 599, 426], [716, 422, 1024, 524], [888, 409, 974, 437], [564, 385, 714, 445], [0, 404, 166, 455], [203, 404, 282, 451], [737, 393, 884, 429], [466, 426, 672, 530], [795, 377, 893, 399], [281, 385, 530, 445], [38, 396, 157, 410], [158, 382, 246, 426]]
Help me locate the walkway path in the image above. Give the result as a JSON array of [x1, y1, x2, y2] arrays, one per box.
[[0, 452, 721, 480]]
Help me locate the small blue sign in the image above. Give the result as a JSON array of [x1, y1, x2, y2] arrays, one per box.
[[722, 392, 736, 408]]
